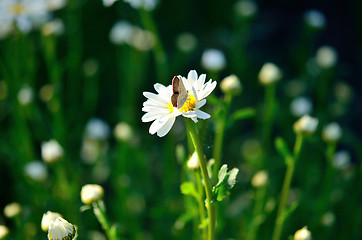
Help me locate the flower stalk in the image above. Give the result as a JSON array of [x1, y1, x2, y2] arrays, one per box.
[[185, 119, 215, 240], [93, 201, 119, 240]]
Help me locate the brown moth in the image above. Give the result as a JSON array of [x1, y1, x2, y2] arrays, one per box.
[[171, 76, 188, 108]]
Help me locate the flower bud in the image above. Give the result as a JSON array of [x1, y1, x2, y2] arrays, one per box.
[[85, 118, 110, 140], [113, 122, 133, 142], [251, 170, 268, 188], [258, 62, 282, 85], [201, 49, 226, 71], [4, 202, 21, 218], [187, 151, 200, 170], [316, 46, 338, 69], [293, 115, 318, 135], [41, 140, 64, 164], [304, 9, 326, 29], [48, 217, 76, 240], [220, 74, 242, 95], [294, 226, 311, 240], [322, 122, 342, 142], [24, 161, 48, 182], [333, 150, 351, 170], [0, 225, 9, 240], [176, 33, 197, 52], [41, 211, 63, 232], [17, 85, 33, 106], [234, 0, 258, 18], [81, 184, 104, 204], [290, 97, 313, 117]]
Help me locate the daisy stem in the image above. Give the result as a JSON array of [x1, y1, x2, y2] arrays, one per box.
[[93, 201, 119, 240], [271, 133, 304, 240], [185, 119, 216, 240], [213, 93, 233, 181], [195, 170, 208, 240], [262, 83, 277, 151], [139, 8, 168, 83], [247, 185, 267, 240]]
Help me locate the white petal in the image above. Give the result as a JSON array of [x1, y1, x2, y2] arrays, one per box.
[[188, 70, 198, 82], [142, 112, 161, 122], [192, 86, 199, 102], [197, 74, 206, 90], [195, 110, 210, 119], [182, 111, 197, 118], [156, 117, 175, 137], [154, 83, 167, 94], [191, 117, 198, 123], [149, 114, 171, 134], [143, 92, 169, 104], [195, 99, 206, 108]]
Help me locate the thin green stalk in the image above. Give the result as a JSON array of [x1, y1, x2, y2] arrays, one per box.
[[262, 83, 277, 150], [94, 201, 119, 240], [272, 134, 304, 240], [195, 171, 208, 240], [213, 94, 233, 181], [185, 119, 215, 240], [139, 8, 168, 83], [248, 186, 267, 240]]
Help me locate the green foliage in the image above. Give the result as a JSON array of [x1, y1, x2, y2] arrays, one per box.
[[212, 165, 239, 202]]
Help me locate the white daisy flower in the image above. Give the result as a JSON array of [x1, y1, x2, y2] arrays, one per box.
[[180, 70, 217, 123], [142, 84, 181, 137], [48, 217, 76, 240]]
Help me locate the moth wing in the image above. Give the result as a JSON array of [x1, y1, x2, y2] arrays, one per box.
[[177, 78, 189, 108], [171, 76, 180, 94]]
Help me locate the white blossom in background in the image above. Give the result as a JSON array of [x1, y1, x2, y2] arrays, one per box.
[[109, 20, 134, 45], [201, 49, 226, 71], [17, 85, 34, 105], [48, 217, 76, 240], [234, 0, 258, 18], [290, 96, 313, 117], [333, 150, 351, 170], [41, 18, 64, 36], [316, 46, 338, 69], [41, 211, 63, 232], [123, 0, 158, 11], [81, 184, 104, 204], [251, 170, 268, 188], [102, 0, 118, 7], [0, 225, 9, 240], [85, 118, 110, 140], [321, 211, 335, 226], [114, 122, 133, 142], [304, 9, 326, 29], [294, 226, 311, 240], [258, 62, 282, 85], [220, 74, 242, 95], [187, 151, 199, 170], [293, 115, 318, 135], [3, 202, 22, 218], [24, 161, 48, 182], [129, 27, 155, 51], [176, 32, 197, 52], [322, 122, 342, 142], [41, 140, 64, 163]]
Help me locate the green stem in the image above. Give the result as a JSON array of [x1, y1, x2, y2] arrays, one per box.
[[185, 119, 215, 240], [139, 8, 168, 83], [213, 94, 233, 181], [94, 201, 119, 240], [271, 134, 304, 240], [262, 83, 277, 150], [195, 171, 208, 240], [248, 186, 266, 240]]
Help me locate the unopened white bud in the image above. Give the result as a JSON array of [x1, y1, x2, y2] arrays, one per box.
[[293, 115, 318, 135], [4, 202, 21, 218], [109, 21, 134, 45], [48, 217, 76, 240], [316, 46, 338, 69], [294, 226, 311, 240], [251, 170, 268, 188], [333, 150, 351, 170], [17, 85, 33, 106], [258, 62, 282, 85], [201, 49, 226, 71], [235, 0, 258, 18], [41, 140, 64, 163], [114, 122, 133, 142], [24, 161, 48, 182], [187, 152, 200, 170], [304, 10, 326, 29], [85, 118, 110, 140], [103, 0, 118, 7], [322, 122, 342, 142], [81, 184, 104, 204], [41, 211, 63, 232], [220, 74, 242, 95], [290, 97, 313, 117], [0, 225, 9, 240]]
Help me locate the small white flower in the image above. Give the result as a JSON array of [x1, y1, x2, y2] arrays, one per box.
[[304, 9, 326, 29], [4, 202, 21, 218], [293, 115, 318, 135], [316, 46, 338, 69], [17, 85, 34, 105], [258, 62, 282, 85], [187, 151, 199, 170], [85, 118, 110, 140], [102, 0, 118, 7], [234, 0, 258, 18], [41, 211, 63, 232], [109, 20, 134, 45], [251, 170, 268, 188], [48, 217, 76, 240], [322, 122, 342, 142], [294, 226, 311, 240], [42, 140, 64, 163], [114, 122, 133, 142], [220, 74, 242, 95], [201, 49, 226, 71], [24, 161, 48, 182], [333, 150, 351, 170], [0, 225, 9, 240], [129, 27, 155, 51], [81, 184, 104, 204], [290, 96, 313, 117]]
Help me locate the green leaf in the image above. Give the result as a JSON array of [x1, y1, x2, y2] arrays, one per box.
[[275, 136, 293, 163], [217, 164, 228, 186], [227, 168, 239, 188], [231, 108, 256, 122], [180, 182, 198, 198]]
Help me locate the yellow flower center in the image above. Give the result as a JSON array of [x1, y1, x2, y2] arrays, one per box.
[[179, 94, 196, 112], [11, 3, 25, 14], [167, 102, 174, 113]]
